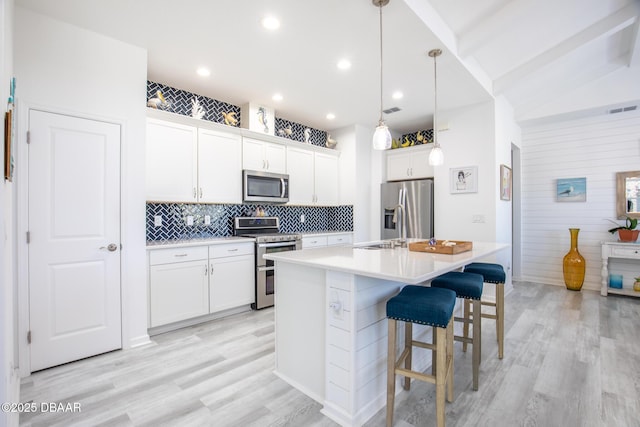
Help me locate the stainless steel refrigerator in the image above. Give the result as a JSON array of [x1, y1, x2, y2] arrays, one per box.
[[381, 179, 434, 240]]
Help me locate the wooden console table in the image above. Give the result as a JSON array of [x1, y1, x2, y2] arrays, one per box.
[[601, 241, 640, 297]]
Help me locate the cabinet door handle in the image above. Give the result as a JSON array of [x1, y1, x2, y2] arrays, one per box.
[[174, 253, 188, 257], [193, 188, 197, 199], [199, 188, 203, 198], [266, 160, 270, 169], [228, 248, 238, 252], [204, 266, 208, 276], [407, 168, 410, 176], [262, 160, 266, 169], [210, 265, 214, 275]]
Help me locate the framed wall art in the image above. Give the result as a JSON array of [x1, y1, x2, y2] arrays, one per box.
[[500, 164, 512, 201], [450, 166, 478, 194], [556, 177, 586, 202]]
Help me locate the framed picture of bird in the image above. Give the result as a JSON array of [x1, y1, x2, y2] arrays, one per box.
[[556, 177, 586, 202]]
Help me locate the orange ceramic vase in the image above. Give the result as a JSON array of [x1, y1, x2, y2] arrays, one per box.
[[563, 228, 585, 291]]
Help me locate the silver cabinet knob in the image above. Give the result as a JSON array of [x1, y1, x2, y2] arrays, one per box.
[[100, 243, 118, 252]]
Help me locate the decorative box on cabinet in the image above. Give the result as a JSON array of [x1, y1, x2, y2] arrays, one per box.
[[386, 145, 434, 181], [601, 242, 640, 297]]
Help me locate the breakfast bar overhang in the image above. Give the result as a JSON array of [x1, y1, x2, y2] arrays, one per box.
[[264, 241, 510, 427]]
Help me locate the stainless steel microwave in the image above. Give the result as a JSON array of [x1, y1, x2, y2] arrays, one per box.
[[243, 170, 289, 203]]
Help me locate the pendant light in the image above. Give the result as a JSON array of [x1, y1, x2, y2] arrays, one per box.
[[372, 0, 392, 150], [428, 48, 444, 166]]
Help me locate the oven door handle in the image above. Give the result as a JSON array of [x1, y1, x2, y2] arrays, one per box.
[[258, 241, 298, 249], [258, 266, 275, 272]]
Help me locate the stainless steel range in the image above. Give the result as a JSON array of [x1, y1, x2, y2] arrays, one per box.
[[234, 217, 302, 309]]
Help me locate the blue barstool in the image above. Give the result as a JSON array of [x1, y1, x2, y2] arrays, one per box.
[[463, 262, 506, 359], [431, 271, 484, 391], [386, 285, 456, 427]]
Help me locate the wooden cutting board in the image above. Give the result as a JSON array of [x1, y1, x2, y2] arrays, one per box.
[[408, 240, 473, 254]]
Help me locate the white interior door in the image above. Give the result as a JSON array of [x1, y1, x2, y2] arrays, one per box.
[[28, 110, 122, 372]]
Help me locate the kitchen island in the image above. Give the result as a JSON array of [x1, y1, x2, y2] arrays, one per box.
[[264, 240, 509, 427]]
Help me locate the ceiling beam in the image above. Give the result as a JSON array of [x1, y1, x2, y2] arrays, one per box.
[[457, 0, 534, 58], [627, 2, 640, 66], [512, 55, 628, 121], [494, 4, 639, 95]]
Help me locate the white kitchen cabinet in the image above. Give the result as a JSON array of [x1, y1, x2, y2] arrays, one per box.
[[327, 233, 353, 246], [146, 118, 243, 203], [302, 233, 353, 249], [243, 137, 286, 174], [148, 241, 255, 328], [198, 128, 242, 203], [148, 246, 210, 327], [287, 146, 339, 205], [386, 145, 434, 181], [210, 251, 254, 312], [146, 119, 198, 202], [302, 235, 328, 249], [314, 152, 339, 205]]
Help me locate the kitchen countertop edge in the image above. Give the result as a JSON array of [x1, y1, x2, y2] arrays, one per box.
[[146, 236, 255, 249]]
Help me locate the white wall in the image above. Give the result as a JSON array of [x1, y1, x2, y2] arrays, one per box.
[[1, 1, 18, 425], [14, 7, 149, 375], [434, 101, 497, 242], [520, 109, 640, 290], [333, 123, 379, 243]]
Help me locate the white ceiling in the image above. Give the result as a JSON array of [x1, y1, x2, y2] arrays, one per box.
[[15, 0, 640, 134]]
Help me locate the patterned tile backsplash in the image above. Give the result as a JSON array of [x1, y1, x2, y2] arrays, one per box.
[[147, 81, 328, 147], [147, 203, 354, 241]]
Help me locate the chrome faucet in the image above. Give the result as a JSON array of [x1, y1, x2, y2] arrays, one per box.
[[392, 203, 407, 247]]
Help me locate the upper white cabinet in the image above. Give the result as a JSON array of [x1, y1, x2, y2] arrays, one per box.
[[243, 137, 286, 174], [386, 145, 434, 181], [146, 119, 198, 202], [287, 146, 339, 205], [198, 128, 242, 203], [146, 118, 242, 203]]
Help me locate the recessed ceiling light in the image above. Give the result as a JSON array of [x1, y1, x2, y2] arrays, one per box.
[[326, 113, 336, 120], [196, 67, 211, 77], [262, 15, 280, 30], [392, 91, 403, 100], [272, 93, 283, 102], [337, 59, 351, 70]]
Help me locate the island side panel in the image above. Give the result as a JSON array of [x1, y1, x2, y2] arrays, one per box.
[[273, 261, 326, 403]]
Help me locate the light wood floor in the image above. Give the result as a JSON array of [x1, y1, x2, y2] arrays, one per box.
[[20, 281, 640, 427]]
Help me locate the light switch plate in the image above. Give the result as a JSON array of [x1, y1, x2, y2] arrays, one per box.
[[154, 215, 162, 227], [300, 214, 305, 223], [204, 215, 211, 225], [186, 215, 194, 226]]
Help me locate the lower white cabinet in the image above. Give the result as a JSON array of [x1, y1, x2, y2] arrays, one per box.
[[148, 242, 254, 328], [209, 243, 254, 312], [149, 247, 209, 327], [302, 233, 353, 249]]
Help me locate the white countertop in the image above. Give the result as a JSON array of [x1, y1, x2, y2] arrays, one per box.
[[264, 239, 510, 284], [146, 236, 255, 249]]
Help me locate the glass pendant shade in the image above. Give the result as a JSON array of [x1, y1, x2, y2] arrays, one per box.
[[428, 143, 444, 165], [373, 123, 392, 150]]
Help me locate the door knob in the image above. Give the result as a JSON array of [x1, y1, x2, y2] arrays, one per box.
[[100, 243, 118, 252]]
